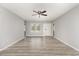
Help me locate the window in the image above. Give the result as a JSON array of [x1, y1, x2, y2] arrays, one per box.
[[31, 23, 40, 32]]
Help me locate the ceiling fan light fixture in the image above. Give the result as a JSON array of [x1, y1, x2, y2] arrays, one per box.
[[32, 9, 47, 18]]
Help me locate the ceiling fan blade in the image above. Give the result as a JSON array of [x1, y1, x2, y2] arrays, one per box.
[[41, 10, 46, 13], [41, 13, 47, 16], [33, 10, 38, 13]]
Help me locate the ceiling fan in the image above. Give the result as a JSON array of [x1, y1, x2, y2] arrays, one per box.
[[32, 10, 47, 18]]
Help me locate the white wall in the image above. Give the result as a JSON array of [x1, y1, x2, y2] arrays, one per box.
[[26, 21, 53, 36], [0, 6, 24, 50], [53, 5, 79, 51]]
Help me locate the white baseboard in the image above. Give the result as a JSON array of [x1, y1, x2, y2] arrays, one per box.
[[26, 35, 53, 36], [55, 37, 79, 52], [0, 37, 24, 51]]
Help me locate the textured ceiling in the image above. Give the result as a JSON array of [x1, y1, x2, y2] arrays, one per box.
[[0, 3, 78, 21]]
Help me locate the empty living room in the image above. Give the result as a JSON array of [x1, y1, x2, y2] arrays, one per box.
[[0, 3, 79, 56]]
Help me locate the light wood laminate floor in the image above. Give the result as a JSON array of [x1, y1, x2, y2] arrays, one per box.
[[0, 36, 79, 56]]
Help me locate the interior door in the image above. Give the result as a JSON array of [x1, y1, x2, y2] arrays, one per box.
[[43, 23, 52, 36]]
